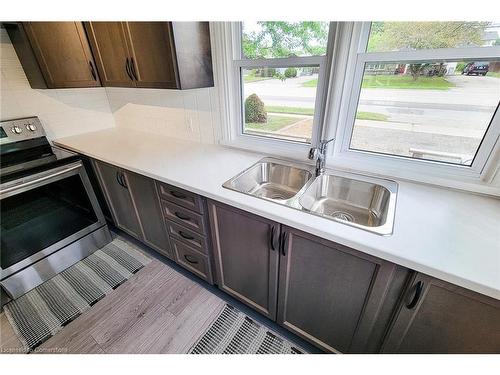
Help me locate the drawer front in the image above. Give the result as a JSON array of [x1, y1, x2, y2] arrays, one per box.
[[172, 238, 213, 284], [161, 199, 207, 235], [156, 182, 204, 214], [166, 221, 209, 254]]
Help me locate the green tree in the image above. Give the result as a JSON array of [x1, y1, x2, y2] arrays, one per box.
[[242, 22, 329, 59], [368, 22, 489, 80]]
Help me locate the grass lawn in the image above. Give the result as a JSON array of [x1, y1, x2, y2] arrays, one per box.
[[266, 106, 388, 122], [265, 106, 314, 116], [362, 75, 454, 90], [246, 115, 303, 132], [486, 72, 500, 78], [356, 111, 389, 121], [301, 78, 318, 87], [243, 73, 273, 83]]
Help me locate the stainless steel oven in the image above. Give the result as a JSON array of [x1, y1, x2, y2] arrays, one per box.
[[0, 117, 110, 300]]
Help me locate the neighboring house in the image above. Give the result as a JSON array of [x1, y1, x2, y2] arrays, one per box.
[[481, 30, 499, 46]]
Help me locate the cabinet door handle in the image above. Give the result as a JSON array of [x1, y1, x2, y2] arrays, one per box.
[[179, 231, 195, 240], [89, 61, 97, 81], [174, 212, 191, 221], [130, 57, 138, 80], [280, 231, 288, 256], [184, 254, 199, 264], [170, 190, 187, 199], [116, 171, 124, 187], [269, 226, 277, 251], [120, 172, 128, 189], [125, 58, 134, 80], [405, 281, 424, 309]]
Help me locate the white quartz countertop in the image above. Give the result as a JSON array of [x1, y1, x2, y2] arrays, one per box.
[[55, 128, 500, 300]]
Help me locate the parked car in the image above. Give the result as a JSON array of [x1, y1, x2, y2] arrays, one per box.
[[462, 62, 490, 76]]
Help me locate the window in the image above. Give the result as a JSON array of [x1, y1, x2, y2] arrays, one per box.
[[342, 22, 500, 168], [234, 22, 330, 145]]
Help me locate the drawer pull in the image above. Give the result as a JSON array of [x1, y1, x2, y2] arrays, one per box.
[[179, 231, 195, 240], [184, 254, 199, 264], [174, 212, 191, 221], [170, 190, 187, 199]]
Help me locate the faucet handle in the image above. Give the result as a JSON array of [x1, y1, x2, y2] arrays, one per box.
[[321, 137, 335, 147], [308, 147, 318, 160]]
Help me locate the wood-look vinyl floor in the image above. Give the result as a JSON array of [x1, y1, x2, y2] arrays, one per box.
[[0, 258, 225, 354]]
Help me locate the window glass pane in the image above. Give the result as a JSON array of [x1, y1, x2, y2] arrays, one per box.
[[242, 66, 319, 143], [242, 22, 329, 59], [367, 22, 500, 52], [349, 60, 500, 165]]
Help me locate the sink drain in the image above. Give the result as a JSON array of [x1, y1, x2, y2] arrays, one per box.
[[331, 211, 355, 223]]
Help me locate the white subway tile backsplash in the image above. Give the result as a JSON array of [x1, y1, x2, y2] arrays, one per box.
[[106, 86, 221, 144]]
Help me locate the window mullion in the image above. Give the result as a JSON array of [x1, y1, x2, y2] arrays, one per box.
[[360, 46, 500, 63], [235, 56, 325, 68]]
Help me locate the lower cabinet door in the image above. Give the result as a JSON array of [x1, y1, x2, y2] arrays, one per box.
[[208, 201, 280, 320], [382, 273, 500, 353], [126, 171, 173, 259], [277, 225, 406, 353], [93, 160, 142, 239]]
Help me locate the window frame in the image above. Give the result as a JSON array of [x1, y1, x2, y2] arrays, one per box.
[[214, 21, 335, 160], [325, 22, 500, 184]]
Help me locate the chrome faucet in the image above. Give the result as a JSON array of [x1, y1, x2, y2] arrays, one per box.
[[308, 138, 335, 176]]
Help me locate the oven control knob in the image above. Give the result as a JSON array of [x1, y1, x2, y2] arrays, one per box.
[[11, 125, 22, 134], [26, 123, 37, 132]]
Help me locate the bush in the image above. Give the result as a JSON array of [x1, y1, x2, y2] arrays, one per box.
[[245, 94, 267, 123], [455, 62, 467, 74], [284, 67, 297, 78], [256, 67, 276, 77]]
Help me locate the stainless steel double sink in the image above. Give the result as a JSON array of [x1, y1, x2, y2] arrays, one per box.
[[223, 157, 397, 235]]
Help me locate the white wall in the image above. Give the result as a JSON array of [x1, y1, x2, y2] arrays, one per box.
[[0, 27, 115, 140], [106, 87, 221, 144]]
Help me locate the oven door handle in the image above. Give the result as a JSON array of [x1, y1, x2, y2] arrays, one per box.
[[0, 163, 82, 198]]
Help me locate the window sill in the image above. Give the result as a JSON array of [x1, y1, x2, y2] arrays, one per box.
[[219, 136, 313, 163], [326, 152, 500, 197]]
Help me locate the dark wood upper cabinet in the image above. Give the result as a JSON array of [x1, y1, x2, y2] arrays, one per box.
[[381, 273, 500, 353], [84, 22, 214, 89], [125, 22, 177, 89], [5, 22, 100, 89], [83, 22, 135, 88]]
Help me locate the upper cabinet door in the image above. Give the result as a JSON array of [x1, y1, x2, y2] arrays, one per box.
[[208, 201, 280, 320], [382, 273, 500, 353], [124, 22, 178, 89], [23, 22, 100, 88], [84, 22, 135, 87], [277, 225, 408, 353]]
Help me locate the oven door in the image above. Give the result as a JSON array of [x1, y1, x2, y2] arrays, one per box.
[[0, 161, 106, 280]]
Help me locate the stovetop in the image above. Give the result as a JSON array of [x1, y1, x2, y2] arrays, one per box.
[[0, 117, 80, 183]]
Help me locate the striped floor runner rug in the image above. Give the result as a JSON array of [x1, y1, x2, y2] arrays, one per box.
[[190, 304, 305, 354], [3, 238, 151, 352]]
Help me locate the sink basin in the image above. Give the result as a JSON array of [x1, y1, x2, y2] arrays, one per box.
[[223, 158, 313, 203], [223, 157, 397, 235], [299, 173, 397, 235]]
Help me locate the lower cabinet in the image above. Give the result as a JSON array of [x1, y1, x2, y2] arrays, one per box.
[[125, 171, 173, 259], [208, 201, 280, 320], [93, 160, 172, 259], [278, 225, 409, 353], [382, 273, 500, 353], [208, 200, 409, 352]]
